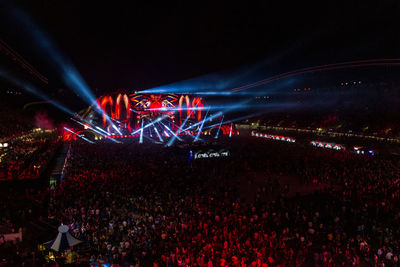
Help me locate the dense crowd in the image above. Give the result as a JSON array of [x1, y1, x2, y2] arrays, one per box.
[[1, 137, 400, 266], [0, 132, 60, 180]]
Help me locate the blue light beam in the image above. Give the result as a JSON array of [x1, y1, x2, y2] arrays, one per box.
[[160, 122, 182, 143], [194, 109, 210, 142], [139, 120, 144, 144], [64, 127, 94, 144], [153, 127, 163, 142], [166, 110, 194, 146], [215, 115, 224, 139], [0, 67, 74, 115]]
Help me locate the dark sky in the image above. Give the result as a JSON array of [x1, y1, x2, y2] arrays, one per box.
[[2, 1, 400, 93]]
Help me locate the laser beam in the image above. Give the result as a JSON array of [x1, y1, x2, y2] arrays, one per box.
[[215, 115, 224, 139], [160, 122, 182, 142], [64, 127, 94, 144], [153, 127, 163, 142], [194, 108, 209, 142], [139, 120, 144, 144], [131, 115, 168, 134], [166, 109, 194, 146]]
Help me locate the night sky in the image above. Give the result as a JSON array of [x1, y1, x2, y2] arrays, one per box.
[[1, 1, 400, 93]]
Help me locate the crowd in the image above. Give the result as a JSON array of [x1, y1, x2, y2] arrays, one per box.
[[0, 132, 60, 180], [1, 137, 400, 266]]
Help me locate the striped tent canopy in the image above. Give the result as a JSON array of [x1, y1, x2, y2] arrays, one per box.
[[43, 225, 82, 252]]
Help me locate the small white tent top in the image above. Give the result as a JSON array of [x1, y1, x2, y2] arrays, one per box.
[[44, 225, 82, 252]]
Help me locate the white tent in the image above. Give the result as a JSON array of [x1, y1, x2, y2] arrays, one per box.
[[43, 225, 82, 252]]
